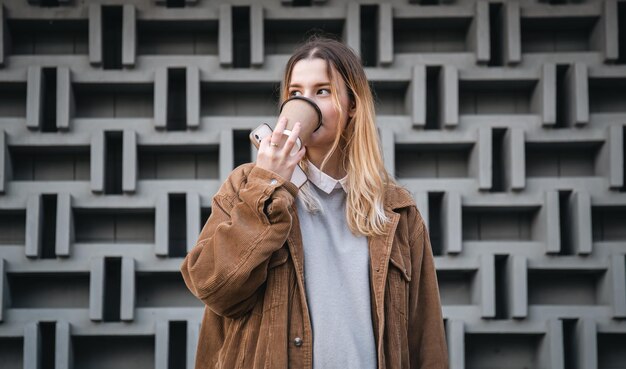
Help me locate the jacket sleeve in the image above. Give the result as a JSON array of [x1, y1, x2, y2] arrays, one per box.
[[408, 208, 449, 369], [180, 165, 298, 318]]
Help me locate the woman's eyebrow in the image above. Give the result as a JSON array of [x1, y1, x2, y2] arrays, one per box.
[[288, 82, 331, 88]]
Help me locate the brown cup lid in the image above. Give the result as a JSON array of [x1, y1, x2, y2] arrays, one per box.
[[279, 96, 323, 132]]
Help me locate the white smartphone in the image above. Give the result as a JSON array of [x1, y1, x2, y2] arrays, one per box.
[[249, 123, 308, 188]]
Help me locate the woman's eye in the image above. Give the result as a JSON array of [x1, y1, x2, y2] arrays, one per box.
[[317, 89, 330, 95], [289, 91, 302, 97]]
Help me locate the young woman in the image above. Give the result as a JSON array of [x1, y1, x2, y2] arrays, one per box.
[[180, 36, 448, 369]]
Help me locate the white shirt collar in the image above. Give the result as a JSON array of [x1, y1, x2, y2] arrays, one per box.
[[306, 160, 348, 194]]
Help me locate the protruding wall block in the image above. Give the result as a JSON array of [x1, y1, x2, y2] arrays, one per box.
[[90, 131, 105, 193], [611, 254, 626, 318], [26, 66, 43, 130], [89, 4, 103, 65], [219, 5, 233, 66], [120, 257, 135, 321], [441, 66, 458, 127], [0, 130, 10, 193], [56, 67, 72, 131], [503, 1, 521, 65], [250, 4, 264, 67], [55, 192, 73, 257], [25, 194, 42, 258], [122, 4, 136, 67], [155, 193, 169, 257], [442, 191, 462, 254], [89, 257, 105, 321], [122, 130, 137, 193], [410, 64, 426, 128], [186, 66, 200, 129], [186, 193, 201, 253], [154, 68, 168, 129], [378, 3, 393, 66]]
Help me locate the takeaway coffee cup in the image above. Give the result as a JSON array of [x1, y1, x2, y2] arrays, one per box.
[[278, 96, 323, 148]]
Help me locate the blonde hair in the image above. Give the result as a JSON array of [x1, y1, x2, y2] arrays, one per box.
[[281, 36, 393, 237]]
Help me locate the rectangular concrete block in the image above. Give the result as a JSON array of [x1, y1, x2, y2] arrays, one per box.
[[446, 320, 465, 369], [474, 1, 490, 64], [480, 254, 495, 318], [122, 4, 136, 67], [187, 321, 200, 369], [155, 320, 169, 369], [507, 127, 525, 191], [578, 319, 598, 369], [89, 257, 105, 321], [538, 63, 556, 126], [0, 5, 5, 67], [0, 130, 9, 193], [25, 194, 42, 258], [250, 4, 264, 67], [55, 321, 71, 369], [478, 127, 492, 190], [186, 66, 200, 129], [120, 257, 135, 321], [219, 4, 233, 66], [122, 130, 137, 193], [56, 67, 71, 131], [378, 3, 393, 66], [220, 129, 234, 183], [344, 3, 360, 56], [603, 0, 619, 62], [0, 259, 7, 321], [155, 193, 169, 257], [89, 4, 102, 66], [26, 66, 43, 130], [608, 124, 624, 189], [545, 319, 564, 369], [544, 191, 561, 254], [441, 65, 458, 127], [90, 131, 105, 193], [410, 64, 426, 128], [55, 192, 72, 257], [154, 67, 167, 130], [510, 255, 527, 319], [186, 193, 201, 253], [571, 191, 592, 255], [443, 192, 462, 254], [24, 321, 40, 369], [504, 1, 521, 65], [568, 63, 589, 126], [611, 254, 626, 318]]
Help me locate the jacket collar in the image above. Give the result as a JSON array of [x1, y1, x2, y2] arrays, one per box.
[[382, 182, 415, 211]]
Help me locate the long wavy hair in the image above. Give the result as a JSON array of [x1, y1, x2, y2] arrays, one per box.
[[280, 36, 393, 237]]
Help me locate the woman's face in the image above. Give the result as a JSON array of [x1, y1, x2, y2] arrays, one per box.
[[287, 58, 353, 153]]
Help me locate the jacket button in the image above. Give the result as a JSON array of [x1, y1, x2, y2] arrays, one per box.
[[293, 337, 303, 347], [270, 179, 278, 185]]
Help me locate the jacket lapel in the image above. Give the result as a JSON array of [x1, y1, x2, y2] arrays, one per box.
[[368, 209, 400, 368]]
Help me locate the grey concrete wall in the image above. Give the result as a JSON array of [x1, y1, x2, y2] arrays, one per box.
[[0, 0, 625, 368]]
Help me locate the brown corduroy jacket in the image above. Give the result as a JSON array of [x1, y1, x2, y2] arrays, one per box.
[[180, 163, 449, 369]]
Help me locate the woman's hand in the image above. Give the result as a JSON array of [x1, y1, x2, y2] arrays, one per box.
[[256, 117, 306, 181]]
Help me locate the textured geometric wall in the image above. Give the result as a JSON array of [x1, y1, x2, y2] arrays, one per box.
[[0, 0, 625, 368]]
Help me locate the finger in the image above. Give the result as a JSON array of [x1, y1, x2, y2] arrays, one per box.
[[259, 134, 271, 150], [282, 122, 301, 156], [291, 145, 306, 163], [271, 117, 288, 145]]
